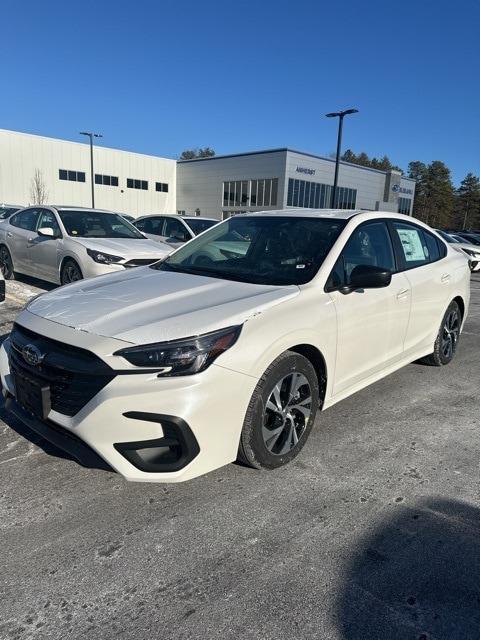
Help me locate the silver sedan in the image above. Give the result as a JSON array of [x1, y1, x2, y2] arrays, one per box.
[[0, 206, 172, 285]]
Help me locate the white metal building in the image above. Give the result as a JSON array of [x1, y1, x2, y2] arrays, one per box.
[[0, 129, 176, 215], [0, 130, 415, 220], [176, 149, 415, 220]]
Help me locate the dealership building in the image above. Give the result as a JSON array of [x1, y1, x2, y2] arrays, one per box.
[[0, 129, 415, 219]]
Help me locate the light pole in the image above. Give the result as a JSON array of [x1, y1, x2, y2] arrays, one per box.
[[80, 131, 103, 208], [325, 109, 358, 208]]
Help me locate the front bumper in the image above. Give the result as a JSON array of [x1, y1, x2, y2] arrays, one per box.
[[0, 337, 257, 482]]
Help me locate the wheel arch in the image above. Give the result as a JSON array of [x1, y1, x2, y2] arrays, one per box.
[[452, 295, 465, 321], [287, 343, 327, 408], [59, 254, 83, 275]]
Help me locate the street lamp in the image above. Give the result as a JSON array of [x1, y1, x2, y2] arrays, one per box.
[[79, 131, 103, 208], [325, 109, 358, 208]]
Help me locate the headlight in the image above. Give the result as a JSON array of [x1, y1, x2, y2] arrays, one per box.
[[114, 325, 242, 375], [462, 248, 479, 257], [87, 248, 124, 264]]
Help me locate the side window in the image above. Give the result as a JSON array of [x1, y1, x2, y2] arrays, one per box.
[[134, 219, 145, 231], [423, 231, 440, 262], [37, 210, 61, 236], [327, 221, 395, 288], [9, 208, 40, 231], [164, 217, 188, 239], [392, 222, 442, 269], [141, 217, 165, 235]]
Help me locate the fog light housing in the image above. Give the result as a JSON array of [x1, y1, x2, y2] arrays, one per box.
[[115, 412, 200, 472]]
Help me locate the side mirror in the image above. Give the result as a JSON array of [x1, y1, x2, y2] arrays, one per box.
[[37, 227, 56, 238], [340, 264, 392, 294]]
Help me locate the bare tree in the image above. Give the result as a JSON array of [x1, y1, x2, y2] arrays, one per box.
[[30, 168, 49, 204]]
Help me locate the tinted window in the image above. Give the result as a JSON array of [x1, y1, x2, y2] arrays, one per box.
[[138, 217, 164, 235], [154, 216, 347, 286], [327, 222, 395, 288], [10, 209, 40, 231], [186, 219, 218, 235], [164, 217, 187, 238]]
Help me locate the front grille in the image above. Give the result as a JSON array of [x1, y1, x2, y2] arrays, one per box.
[[123, 258, 160, 268], [9, 324, 116, 417]]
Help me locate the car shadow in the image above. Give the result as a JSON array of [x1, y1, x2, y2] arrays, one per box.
[[12, 272, 57, 291], [337, 497, 480, 640]]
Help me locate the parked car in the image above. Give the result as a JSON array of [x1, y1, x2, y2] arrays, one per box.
[[0, 206, 172, 284], [435, 229, 480, 271], [134, 214, 218, 247], [0, 204, 21, 221], [0, 210, 470, 483], [455, 232, 480, 246]]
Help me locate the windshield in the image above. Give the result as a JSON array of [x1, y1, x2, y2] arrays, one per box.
[[186, 219, 218, 235], [437, 230, 461, 244], [152, 215, 346, 285], [58, 210, 145, 239]]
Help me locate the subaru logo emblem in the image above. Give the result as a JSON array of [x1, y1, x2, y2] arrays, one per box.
[[22, 344, 45, 367]]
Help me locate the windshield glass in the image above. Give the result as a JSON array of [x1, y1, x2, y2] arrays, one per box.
[[58, 210, 145, 239], [437, 230, 461, 244], [152, 215, 346, 285], [186, 219, 218, 235]]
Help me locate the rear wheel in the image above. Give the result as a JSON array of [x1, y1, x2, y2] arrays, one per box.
[[238, 351, 320, 470], [61, 259, 83, 285], [420, 301, 461, 366], [0, 245, 15, 280]]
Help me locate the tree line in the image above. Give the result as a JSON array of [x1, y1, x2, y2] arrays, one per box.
[[342, 149, 480, 230]]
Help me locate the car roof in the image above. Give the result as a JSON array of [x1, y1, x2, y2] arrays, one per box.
[[52, 206, 116, 214], [136, 214, 217, 221]]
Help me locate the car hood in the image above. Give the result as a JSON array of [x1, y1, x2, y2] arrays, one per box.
[[72, 237, 172, 258], [26, 268, 299, 344]]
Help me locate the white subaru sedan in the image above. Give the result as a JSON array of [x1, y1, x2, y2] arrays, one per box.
[[0, 206, 171, 285], [0, 210, 470, 482]]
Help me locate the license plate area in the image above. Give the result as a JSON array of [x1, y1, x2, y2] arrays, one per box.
[[14, 370, 51, 421]]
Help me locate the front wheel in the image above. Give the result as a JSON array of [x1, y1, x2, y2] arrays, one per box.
[[238, 351, 320, 470], [420, 301, 462, 366], [61, 259, 83, 285]]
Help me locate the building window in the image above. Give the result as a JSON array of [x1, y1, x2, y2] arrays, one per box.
[[177, 210, 186, 216], [286, 178, 356, 210], [127, 178, 148, 190], [155, 182, 169, 192], [398, 197, 412, 215], [222, 178, 278, 208], [95, 174, 119, 187], [59, 169, 86, 183]]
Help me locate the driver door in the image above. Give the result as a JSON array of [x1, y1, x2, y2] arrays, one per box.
[[328, 220, 412, 397], [27, 208, 62, 281]]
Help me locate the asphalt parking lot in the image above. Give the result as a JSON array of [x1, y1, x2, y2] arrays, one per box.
[[1, 274, 480, 640]]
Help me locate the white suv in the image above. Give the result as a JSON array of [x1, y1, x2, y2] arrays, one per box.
[[0, 210, 470, 482]]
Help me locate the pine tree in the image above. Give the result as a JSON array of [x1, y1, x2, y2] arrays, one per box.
[[456, 173, 480, 230], [408, 161, 428, 220]]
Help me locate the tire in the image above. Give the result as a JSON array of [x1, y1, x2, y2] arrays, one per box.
[[238, 351, 320, 470], [420, 301, 462, 366], [61, 259, 83, 285], [0, 245, 15, 280]]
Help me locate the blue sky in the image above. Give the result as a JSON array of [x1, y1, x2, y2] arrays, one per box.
[[2, 0, 479, 184]]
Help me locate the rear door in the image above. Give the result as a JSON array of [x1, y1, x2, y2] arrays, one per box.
[[6, 208, 41, 274], [390, 221, 451, 356], [328, 220, 412, 396]]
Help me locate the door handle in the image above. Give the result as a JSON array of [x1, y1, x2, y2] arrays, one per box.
[[396, 288, 410, 299], [27, 238, 35, 243], [441, 273, 451, 284]]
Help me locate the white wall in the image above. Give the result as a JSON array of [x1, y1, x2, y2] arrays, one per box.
[[0, 129, 176, 216]]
